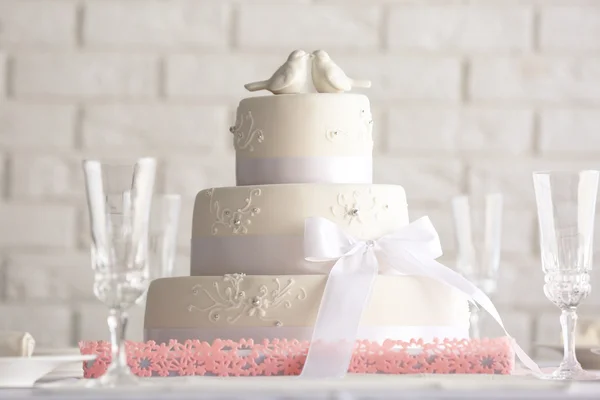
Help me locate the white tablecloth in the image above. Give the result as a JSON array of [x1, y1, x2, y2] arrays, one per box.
[[0, 374, 597, 399]]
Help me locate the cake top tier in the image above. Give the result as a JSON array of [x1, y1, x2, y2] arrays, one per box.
[[233, 50, 374, 186]]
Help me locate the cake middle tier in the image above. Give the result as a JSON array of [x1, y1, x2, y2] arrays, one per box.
[[232, 93, 373, 186], [192, 184, 407, 276]]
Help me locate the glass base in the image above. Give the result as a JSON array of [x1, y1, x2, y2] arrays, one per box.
[[540, 364, 599, 381], [85, 363, 141, 388]]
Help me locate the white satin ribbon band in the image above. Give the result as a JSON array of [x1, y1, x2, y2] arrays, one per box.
[[236, 156, 373, 186], [191, 235, 313, 276], [144, 325, 469, 345], [300, 217, 542, 379]]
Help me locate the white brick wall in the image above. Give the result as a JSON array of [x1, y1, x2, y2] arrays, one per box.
[[238, 5, 381, 50], [13, 53, 159, 99], [387, 108, 533, 154], [540, 7, 600, 51], [470, 56, 600, 102], [84, 1, 230, 49], [0, 1, 77, 48], [0, 0, 599, 352], [0, 104, 76, 149], [388, 6, 533, 52]]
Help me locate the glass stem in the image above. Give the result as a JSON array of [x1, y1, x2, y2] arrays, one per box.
[[560, 307, 579, 366], [107, 308, 129, 371]]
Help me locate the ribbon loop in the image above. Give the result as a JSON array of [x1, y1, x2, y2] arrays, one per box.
[[300, 217, 541, 378]]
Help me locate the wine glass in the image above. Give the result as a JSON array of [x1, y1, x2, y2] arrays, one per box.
[[533, 170, 599, 380], [82, 158, 156, 387], [451, 193, 503, 338]]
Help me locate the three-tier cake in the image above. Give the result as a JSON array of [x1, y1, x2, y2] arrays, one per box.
[[145, 52, 470, 346]]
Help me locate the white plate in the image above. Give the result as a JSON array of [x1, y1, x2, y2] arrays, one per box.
[[0, 355, 96, 388], [34, 348, 86, 379]]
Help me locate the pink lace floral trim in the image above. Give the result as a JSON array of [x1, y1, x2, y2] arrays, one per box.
[[79, 337, 514, 377]]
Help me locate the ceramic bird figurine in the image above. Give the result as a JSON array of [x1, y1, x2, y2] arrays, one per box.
[[244, 50, 312, 95], [311, 50, 371, 93]]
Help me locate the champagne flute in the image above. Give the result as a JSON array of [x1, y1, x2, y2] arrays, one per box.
[[82, 157, 156, 387], [451, 193, 503, 338], [533, 170, 599, 380]]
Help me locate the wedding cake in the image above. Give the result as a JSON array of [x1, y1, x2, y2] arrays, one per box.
[[144, 50, 470, 346]]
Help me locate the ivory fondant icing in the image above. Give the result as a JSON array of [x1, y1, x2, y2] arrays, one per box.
[[232, 94, 373, 185], [144, 274, 470, 342]]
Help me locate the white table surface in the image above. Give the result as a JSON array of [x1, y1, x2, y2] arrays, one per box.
[[0, 374, 599, 399]]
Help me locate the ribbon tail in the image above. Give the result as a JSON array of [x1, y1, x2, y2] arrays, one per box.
[[391, 250, 542, 376], [300, 248, 378, 378]]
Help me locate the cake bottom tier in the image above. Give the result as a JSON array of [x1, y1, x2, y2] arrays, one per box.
[[144, 274, 470, 343]]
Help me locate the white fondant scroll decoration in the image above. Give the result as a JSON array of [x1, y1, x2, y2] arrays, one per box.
[[331, 190, 389, 225], [230, 111, 264, 152], [206, 188, 262, 235], [188, 273, 307, 327]]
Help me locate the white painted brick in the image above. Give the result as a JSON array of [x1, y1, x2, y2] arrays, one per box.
[[167, 54, 286, 99], [173, 254, 190, 277], [0, 53, 6, 96], [163, 155, 235, 201], [0, 0, 76, 47], [481, 309, 532, 353], [374, 157, 463, 205], [494, 257, 547, 308], [467, 208, 536, 255], [467, 159, 598, 209], [0, 154, 4, 190], [177, 204, 193, 250], [458, 109, 533, 154], [470, 57, 600, 102], [0, 203, 77, 248], [6, 253, 94, 301], [332, 56, 461, 101], [0, 304, 71, 347], [389, 6, 532, 51], [82, 105, 229, 151], [13, 53, 158, 99], [541, 7, 600, 51], [540, 110, 600, 154], [10, 154, 82, 199], [238, 5, 380, 50], [410, 207, 535, 256], [388, 109, 457, 152], [78, 302, 145, 342], [84, 1, 229, 49], [0, 103, 76, 149], [388, 108, 533, 154]]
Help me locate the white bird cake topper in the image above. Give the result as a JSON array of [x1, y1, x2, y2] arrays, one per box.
[[244, 49, 312, 95], [243, 49, 372, 94], [311, 50, 371, 93]]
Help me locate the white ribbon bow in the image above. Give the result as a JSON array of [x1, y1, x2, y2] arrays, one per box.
[[300, 216, 541, 378]]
